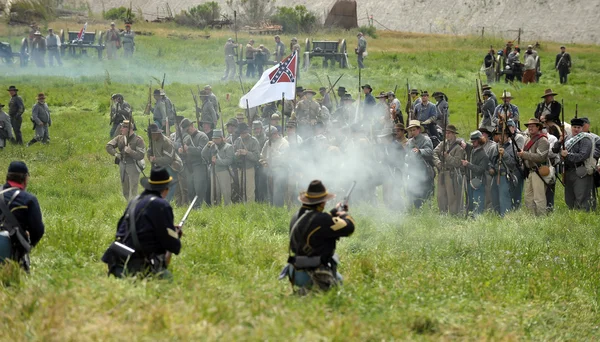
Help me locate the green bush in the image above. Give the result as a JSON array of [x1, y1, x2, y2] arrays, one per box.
[[271, 5, 318, 34], [175, 2, 220, 28], [103, 6, 135, 23], [358, 25, 377, 39], [8, 0, 56, 23]]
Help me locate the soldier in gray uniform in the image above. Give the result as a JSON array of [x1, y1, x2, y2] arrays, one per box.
[[222, 38, 237, 80], [0, 104, 14, 149], [413, 91, 439, 145], [356, 32, 367, 69], [478, 128, 499, 213], [405, 120, 434, 208], [152, 89, 167, 129], [553, 118, 595, 210], [433, 92, 449, 128], [253, 121, 268, 202], [147, 123, 183, 203], [204, 85, 219, 116], [433, 124, 465, 215], [109, 93, 133, 138], [7, 86, 24, 145], [200, 90, 217, 128], [481, 84, 498, 106], [274, 35, 285, 61], [202, 129, 234, 205], [233, 123, 261, 203], [462, 131, 490, 216], [121, 24, 135, 58], [27, 93, 51, 146], [31, 31, 46, 68], [178, 118, 209, 208], [479, 90, 496, 133], [45, 28, 62, 66], [106, 120, 146, 200]]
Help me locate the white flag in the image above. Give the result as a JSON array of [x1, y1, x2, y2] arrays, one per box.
[[239, 51, 298, 109]]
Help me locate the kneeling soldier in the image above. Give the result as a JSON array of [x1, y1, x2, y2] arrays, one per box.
[[280, 180, 355, 293], [102, 167, 181, 279]]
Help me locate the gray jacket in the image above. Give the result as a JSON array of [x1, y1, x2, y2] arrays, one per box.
[[202, 142, 234, 173], [233, 136, 260, 169], [182, 130, 210, 166], [32, 102, 51, 125]]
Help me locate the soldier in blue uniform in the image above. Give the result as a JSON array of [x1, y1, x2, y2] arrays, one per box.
[[102, 167, 181, 279], [281, 180, 355, 293], [0, 161, 45, 272]]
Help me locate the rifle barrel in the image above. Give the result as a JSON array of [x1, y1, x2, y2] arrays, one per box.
[[178, 196, 198, 227]]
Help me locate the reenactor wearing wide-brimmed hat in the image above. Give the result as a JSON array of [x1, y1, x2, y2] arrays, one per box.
[[517, 118, 550, 216], [0, 161, 46, 272], [433, 124, 465, 215], [409, 88, 422, 109], [555, 45, 571, 84], [274, 35, 285, 61], [552, 118, 595, 211], [7, 85, 25, 145], [0, 103, 13, 148], [405, 120, 435, 208], [493, 91, 520, 130], [202, 129, 235, 205], [109, 93, 133, 138], [152, 89, 167, 129], [534, 88, 563, 138], [27, 93, 51, 146], [147, 123, 183, 203], [31, 31, 46, 68], [106, 120, 146, 200], [222, 38, 237, 80], [101, 167, 181, 279], [200, 90, 217, 127], [245, 39, 257, 78], [462, 131, 490, 216], [178, 118, 209, 208], [281, 180, 355, 293], [491, 127, 520, 216], [105, 22, 121, 60], [233, 123, 261, 203], [120, 24, 135, 58]]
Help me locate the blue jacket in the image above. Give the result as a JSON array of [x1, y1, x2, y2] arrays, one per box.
[[2, 183, 45, 247]]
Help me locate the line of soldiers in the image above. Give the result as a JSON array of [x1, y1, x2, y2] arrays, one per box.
[[27, 27, 63, 68], [1, 86, 52, 147]]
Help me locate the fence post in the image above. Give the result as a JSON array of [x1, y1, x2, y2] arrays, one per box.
[[517, 28, 522, 46], [481, 26, 485, 39]]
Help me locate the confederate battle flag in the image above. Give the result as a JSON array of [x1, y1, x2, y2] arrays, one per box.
[[239, 50, 298, 109]]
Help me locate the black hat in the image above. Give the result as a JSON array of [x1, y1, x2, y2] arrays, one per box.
[[179, 118, 195, 129], [236, 122, 249, 133], [421, 91, 429, 96], [148, 123, 163, 134], [410, 88, 419, 94], [226, 118, 238, 127], [580, 117, 590, 124], [296, 86, 305, 93], [571, 118, 585, 127], [140, 167, 173, 191], [478, 127, 492, 136], [361, 84, 372, 91], [298, 180, 336, 205], [153, 89, 161, 96], [7, 86, 18, 92], [337, 86, 346, 93], [8, 161, 29, 174], [319, 87, 326, 92], [175, 115, 186, 123]]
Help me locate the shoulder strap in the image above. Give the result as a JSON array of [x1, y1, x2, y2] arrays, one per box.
[[288, 210, 317, 256], [0, 188, 31, 253], [126, 195, 157, 256]]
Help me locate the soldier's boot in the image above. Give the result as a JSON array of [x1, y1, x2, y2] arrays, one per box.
[[26, 138, 38, 147]]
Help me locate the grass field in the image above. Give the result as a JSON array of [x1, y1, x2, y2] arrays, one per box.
[[1, 18, 600, 340]]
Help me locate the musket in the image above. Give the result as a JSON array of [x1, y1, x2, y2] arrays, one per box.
[[147, 119, 155, 167], [143, 82, 152, 115], [441, 104, 447, 186], [191, 89, 201, 126], [219, 102, 225, 132], [109, 97, 115, 125], [561, 99, 566, 180], [575, 103, 578, 119], [340, 181, 357, 211], [405, 79, 413, 121], [165, 195, 198, 266], [280, 93, 285, 136], [326, 74, 343, 108], [161, 73, 166, 89], [475, 79, 483, 128]]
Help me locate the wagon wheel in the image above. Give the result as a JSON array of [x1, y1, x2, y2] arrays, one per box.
[[339, 39, 347, 68], [19, 38, 29, 67]]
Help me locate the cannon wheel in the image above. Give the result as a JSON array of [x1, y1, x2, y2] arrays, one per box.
[[19, 38, 29, 67], [339, 39, 347, 68]]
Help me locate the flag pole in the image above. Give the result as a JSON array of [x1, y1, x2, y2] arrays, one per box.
[[281, 92, 285, 137]]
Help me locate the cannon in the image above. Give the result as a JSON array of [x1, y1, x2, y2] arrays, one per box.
[[60, 29, 105, 60], [304, 38, 348, 69], [0, 40, 29, 67]]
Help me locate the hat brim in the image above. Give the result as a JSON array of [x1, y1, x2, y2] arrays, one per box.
[[447, 129, 459, 134], [541, 93, 558, 98], [140, 176, 172, 191], [526, 123, 543, 127], [7, 88, 18, 91], [304, 90, 316, 95], [298, 192, 336, 205], [406, 124, 421, 130]]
